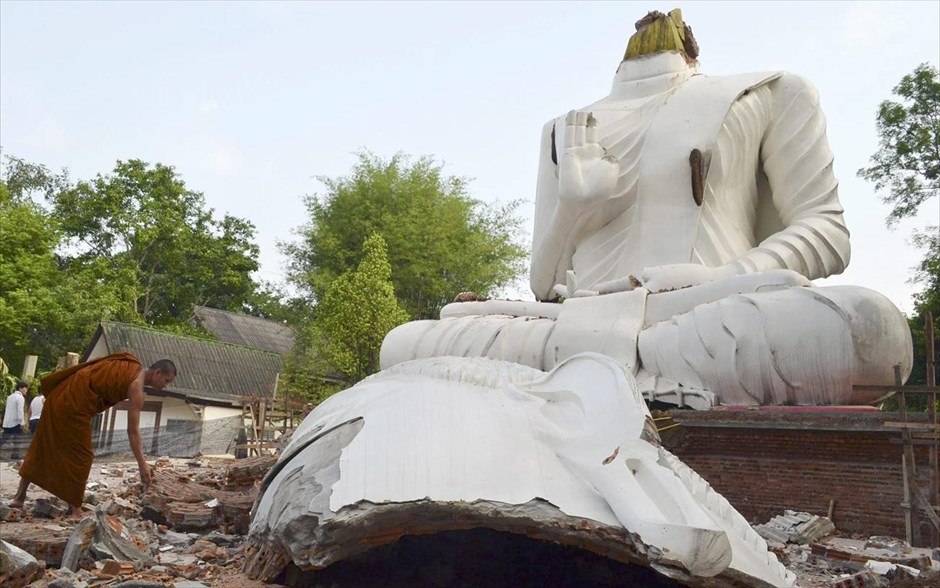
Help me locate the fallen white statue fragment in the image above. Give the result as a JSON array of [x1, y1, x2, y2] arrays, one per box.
[[246, 353, 795, 587]]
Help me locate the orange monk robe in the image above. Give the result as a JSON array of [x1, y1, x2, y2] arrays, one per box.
[[19, 352, 142, 507]]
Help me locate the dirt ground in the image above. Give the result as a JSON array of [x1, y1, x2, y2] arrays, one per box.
[[2, 457, 938, 588]]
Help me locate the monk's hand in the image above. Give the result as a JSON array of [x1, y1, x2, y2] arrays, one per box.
[[557, 111, 619, 208], [139, 463, 154, 488], [639, 263, 737, 293]]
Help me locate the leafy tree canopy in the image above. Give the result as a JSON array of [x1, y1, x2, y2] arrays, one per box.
[[310, 233, 409, 384], [0, 155, 266, 372], [283, 151, 528, 319], [858, 62, 939, 226], [857, 63, 940, 401], [50, 159, 261, 325]]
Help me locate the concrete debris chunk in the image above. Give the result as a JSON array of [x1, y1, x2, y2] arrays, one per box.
[[89, 507, 153, 565], [204, 531, 239, 547], [863, 559, 920, 579], [157, 529, 195, 546], [60, 516, 97, 571], [47, 567, 88, 588], [863, 536, 912, 555], [0, 539, 45, 588], [812, 537, 934, 570], [0, 499, 22, 521], [1, 521, 73, 566], [830, 569, 885, 588], [754, 510, 835, 545], [33, 496, 70, 519]]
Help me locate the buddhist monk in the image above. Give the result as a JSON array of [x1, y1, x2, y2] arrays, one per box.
[[9, 352, 176, 519]]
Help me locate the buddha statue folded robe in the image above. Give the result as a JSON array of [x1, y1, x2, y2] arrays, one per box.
[[380, 13, 913, 407], [19, 352, 141, 507]]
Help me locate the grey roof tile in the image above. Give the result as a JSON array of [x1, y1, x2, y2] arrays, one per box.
[[91, 321, 282, 405], [192, 306, 294, 355]]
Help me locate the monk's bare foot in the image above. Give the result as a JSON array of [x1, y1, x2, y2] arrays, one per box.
[[9, 499, 24, 510], [68, 506, 85, 521]]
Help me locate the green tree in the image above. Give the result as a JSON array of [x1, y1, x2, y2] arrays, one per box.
[[858, 63, 939, 226], [50, 159, 261, 325], [308, 233, 409, 385], [284, 152, 528, 319], [858, 63, 940, 400], [905, 228, 939, 388], [0, 159, 130, 372]]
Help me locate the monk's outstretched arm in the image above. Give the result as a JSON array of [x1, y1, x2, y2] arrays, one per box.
[[126, 375, 153, 486]]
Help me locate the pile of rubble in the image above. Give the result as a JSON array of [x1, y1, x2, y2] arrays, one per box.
[[3, 457, 939, 587], [0, 455, 276, 588], [753, 511, 939, 588]]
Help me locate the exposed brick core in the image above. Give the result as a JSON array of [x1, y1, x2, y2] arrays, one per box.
[[661, 411, 934, 540]]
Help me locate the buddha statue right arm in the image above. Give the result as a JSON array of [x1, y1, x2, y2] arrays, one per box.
[[530, 112, 620, 300]]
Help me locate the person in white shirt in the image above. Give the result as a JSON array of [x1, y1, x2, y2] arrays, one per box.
[[2, 382, 28, 456], [2, 382, 27, 432], [28, 389, 44, 434]]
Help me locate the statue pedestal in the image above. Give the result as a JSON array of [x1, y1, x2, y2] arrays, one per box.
[[662, 409, 934, 543]]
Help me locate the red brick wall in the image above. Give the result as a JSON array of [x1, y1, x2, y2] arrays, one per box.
[[660, 411, 934, 539]]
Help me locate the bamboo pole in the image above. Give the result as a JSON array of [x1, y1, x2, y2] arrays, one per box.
[[903, 453, 912, 545], [925, 312, 937, 545], [897, 364, 923, 546]]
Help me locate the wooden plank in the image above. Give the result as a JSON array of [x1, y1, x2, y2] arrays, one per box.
[[897, 365, 923, 546], [914, 484, 940, 530], [853, 384, 940, 394], [903, 454, 912, 545], [884, 422, 940, 430], [890, 438, 940, 446], [926, 311, 938, 546]]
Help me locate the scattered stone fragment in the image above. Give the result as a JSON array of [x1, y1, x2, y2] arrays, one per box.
[[33, 496, 70, 519], [1, 540, 45, 588], [754, 510, 835, 545], [99, 558, 123, 576], [60, 516, 97, 571], [812, 537, 933, 571], [863, 559, 920, 580], [204, 531, 239, 547], [157, 529, 195, 548], [0, 499, 22, 522], [100, 497, 137, 518], [830, 569, 884, 588], [89, 508, 153, 565], [863, 536, 912, 555], [47, 567, 88, 588], [222, 455, 276, 490], [2, 521, 72, 566]]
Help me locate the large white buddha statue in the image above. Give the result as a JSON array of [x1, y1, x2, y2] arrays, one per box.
[[382, 9, 913, 407]]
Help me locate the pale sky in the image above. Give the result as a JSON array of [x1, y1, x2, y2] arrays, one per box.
[[1, 1, 938, 314]]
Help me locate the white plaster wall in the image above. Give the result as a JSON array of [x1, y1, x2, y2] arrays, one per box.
[[86, 337, 109, 361], [203, 405, 242, 421], [156, 397, 198, 427]]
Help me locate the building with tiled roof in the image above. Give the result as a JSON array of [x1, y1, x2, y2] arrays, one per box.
[[82, 321, 283, 457], [191, 305, 294, 356]]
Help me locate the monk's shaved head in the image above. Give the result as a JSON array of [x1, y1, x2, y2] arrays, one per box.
[[149, 359, 177, 375]]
